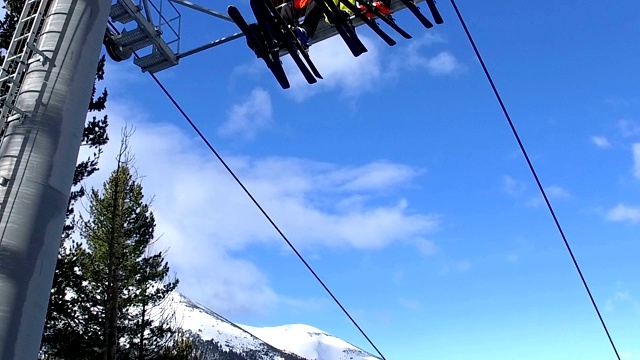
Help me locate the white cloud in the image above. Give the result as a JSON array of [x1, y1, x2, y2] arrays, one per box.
[[527, 185, 571, 207], [456, 260, 471, 273], [80, 102, 440, 316], [440, 260, 472, 274], [398, 298, 423, 311], [218, 88, 273, 139], [618, 119, 640, 137], [604, 290, 639, 314], [414, 238, 438, 256], [606, 204, 640, 223], [591, 135, 611, 149], [425, 52, 462, 76], [503, 175, 527, 197], [284, 35, 382, 100], [633, 143, 640, 179], [392, 268, 405, 284], [506, 253, 519, 263], [338, 161, 422, 191], [389, 33, 463, 76], [620, 351, 635, 360], [177, 248, 279, 316], [281, 32, 461, 100], [547, 186, 571, 199]]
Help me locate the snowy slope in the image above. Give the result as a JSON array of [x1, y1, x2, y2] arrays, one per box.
[[241, 324, 381, 360], [168, 292, 381, 360], [166, 292, 296, 359]]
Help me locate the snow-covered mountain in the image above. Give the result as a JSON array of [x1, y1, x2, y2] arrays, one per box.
[[167, 292, 381, 360], [241, 324, 381, 360]]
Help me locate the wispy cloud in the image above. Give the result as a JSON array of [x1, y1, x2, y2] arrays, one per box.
[[604, 290, 640, 313], [218, 88, 273, 139], [283, 32, 462, 100], [503, 175, 527, 197], [390, 33, 463, 76], [606, 204, 640, 223], [337, 161, 422, 191], [424, 52, 463, 76], [632, 143, 640, 179], [503, 174, 570, 207], [506, 253, 519, 263], [620, 351, 635, 360], [398, 297, 423, 311], [456, 260, 472, 272], [439, 260, 472, 274], [392, 268, 405, 284], [527, 185, 571, 207], [591, 135, 611, 149], [618, 119, 640, 137], [414, 237, 438, 256], [80, 101, 440, 316]]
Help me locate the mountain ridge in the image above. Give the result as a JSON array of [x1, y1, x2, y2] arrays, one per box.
[[167, 292, 381, 360]]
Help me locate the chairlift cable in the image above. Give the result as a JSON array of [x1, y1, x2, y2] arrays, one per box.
[[448, 1, 621, 359], [107, 21, 388, 360]]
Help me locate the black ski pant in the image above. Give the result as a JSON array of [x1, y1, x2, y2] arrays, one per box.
[[280, 1, 323, 39]]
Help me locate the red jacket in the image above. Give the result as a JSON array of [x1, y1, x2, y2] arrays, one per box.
[[271, 0, 310, 9]]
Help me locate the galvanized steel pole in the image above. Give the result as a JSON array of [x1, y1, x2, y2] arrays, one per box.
[[0, 0, 111, 358]]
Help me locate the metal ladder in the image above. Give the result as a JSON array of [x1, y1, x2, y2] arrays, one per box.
[[0, 0, 50, 126]]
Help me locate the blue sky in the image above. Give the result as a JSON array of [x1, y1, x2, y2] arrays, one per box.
[[89, 0, 640, 359]]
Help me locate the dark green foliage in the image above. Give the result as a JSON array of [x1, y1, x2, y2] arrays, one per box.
[[76, 161, 178, 359], [89, 56, 108, 112], [0, 0, 24, 56], [161, 331, 203, 360], [184, 332, 308, 360], [66, 54, 110, 236], [41, 156, 179, 359]]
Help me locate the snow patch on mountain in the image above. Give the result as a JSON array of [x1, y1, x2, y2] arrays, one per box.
[[168, 292, 287, 357], [168, 292, 381, 360], [241, 324, 381, 360]]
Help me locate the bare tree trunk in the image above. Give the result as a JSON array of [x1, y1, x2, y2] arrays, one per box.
[[104, 146, 126, 360], [138, 298, 147, 360]]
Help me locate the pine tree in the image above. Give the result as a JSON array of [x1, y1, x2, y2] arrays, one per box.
[[40, 136, 179, 359], [76, 136, 178, 359]]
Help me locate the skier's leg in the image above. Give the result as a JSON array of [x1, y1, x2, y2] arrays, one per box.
[[280, 2, 298, 27], [302, 0, 323, 38]]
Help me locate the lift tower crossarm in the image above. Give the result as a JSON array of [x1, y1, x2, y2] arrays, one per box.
[[169, 0, 233, 22], [110, 0, 179, 73]]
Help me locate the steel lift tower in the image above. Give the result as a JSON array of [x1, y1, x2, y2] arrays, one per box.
[[0, 0, 186, 356], [0, 0, 111, 358]]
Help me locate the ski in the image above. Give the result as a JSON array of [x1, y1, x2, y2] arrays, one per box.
[[316, 0, 367, 57], [357, 0, 412, 39], [227, 5, 290, 89], [257, 0, 323, 80], [336, 0, 397, 46], [425, 0, 444, 24], [397, 0, 434, 29], [250, 0, 318, 84]]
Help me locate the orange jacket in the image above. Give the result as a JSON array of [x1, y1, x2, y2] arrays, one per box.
[[271, 0, 311, 10]]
